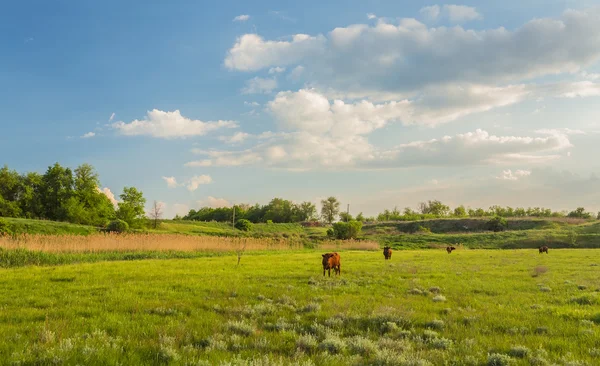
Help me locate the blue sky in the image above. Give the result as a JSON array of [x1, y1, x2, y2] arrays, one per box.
[[2, 0, 600, 218]]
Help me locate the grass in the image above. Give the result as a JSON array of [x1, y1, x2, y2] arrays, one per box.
[[1, 249, 599, 364], [1, 217, 98, 235]]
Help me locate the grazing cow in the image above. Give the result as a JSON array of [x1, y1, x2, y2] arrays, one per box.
[[322, 252, 341, 277], [446, 246, 456, 254], [383, 246, 392, 260], [539, 246, 549, 254]]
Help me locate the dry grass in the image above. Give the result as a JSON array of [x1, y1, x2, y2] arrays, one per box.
[[0, 233, 379, 253]]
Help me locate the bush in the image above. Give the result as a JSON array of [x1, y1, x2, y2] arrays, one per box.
[[0, 218, 13, 236], [266, 220, 273, 225], [235, 219, 253, 231], [486, 216, 508, 232], [331, 220, 363, 239], [106, 219, 129, 233]]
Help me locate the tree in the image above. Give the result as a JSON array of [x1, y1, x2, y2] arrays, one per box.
[[453, 205, 467, 217], [148, 200, 163, 229], [116, 187, 146, 228], [567, 207, 592, 219], [296, 201, 317, 221], [264, 198, 294, 223], [321, 197, 340, 225], [235, 219, 253, 231], [355, 212, 365, 222], [40, 163, 74, 221], [0, 165, 22, 217], [339, 212, 353, 222], [486, 216, 508, 232]]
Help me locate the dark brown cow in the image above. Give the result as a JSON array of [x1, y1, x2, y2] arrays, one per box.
[[383, 246, 392, 260], [446, 246, 456, 254], [539, 246, 549, 254], [322, 252, 341, 277]]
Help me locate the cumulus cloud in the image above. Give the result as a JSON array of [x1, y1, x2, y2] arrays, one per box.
[[497, 169, 532, 181], [233, 14, 250, 22], [268, 67, 286, 74], [97, 187, 118, 207], [162, 176, 179, 188], [81, 132, 95, 139], [443, 5, 482, 23], [419, 5, 440, 21], [224, 9, 600, 95], [112, 109, 237, 139], [186, 175, 213, 191], [200, 196, 231, 208], [185, 129, 571, 170], [242, 77, 278, 94], [535, 128, 586, 135], [367, 13, 377, 20], [219, 132, 250, 144]]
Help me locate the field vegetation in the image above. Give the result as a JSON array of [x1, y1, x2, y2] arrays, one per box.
[[0, 249, 599, 365]]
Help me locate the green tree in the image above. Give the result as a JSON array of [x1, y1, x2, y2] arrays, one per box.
[[40, 163, 74, 221], [567, 207, 592, 219], [69, 164, 115, 225], [339, 212, 353, 222], [486, 216, 508, 232], [264, 198, 294, 223], [0, 165, 23, 217], [355, 212, 365, 222], [235, 219, 253, 231], [320, 197, 340, 225], [116, 187, 146, 228], [18, 172, 44, 219], [453, 205, 467, 217], [295, 201, 317, 221]]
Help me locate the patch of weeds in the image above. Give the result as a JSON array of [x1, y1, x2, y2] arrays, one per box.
[[372, 349, 432, 366], [530, 304, 542, 310], [532, 266, 548, 277], [256, 294, 266, 301], [396, 329, 412, 339], [253, 303, 275, 315], [319, 333, 346, 354], [347, 336, 378, 357], [429, 286, 441, 294], [578, 285, 587, 290], [580, 319, 595, 327], [579, 329, 594, 336], [570, 294, 598, 305], [421, 329, 439, 340], [409, 288, 424, 295], [296, 334, 318, 353], [487, 353, 514, 366], [377, 337, 412, 353], [440, 308, 452, 315], [264, 318, 292, 332], [508, 345, 530, 358], [381, 321, 399, 334], [462, 316, 477, 325], [148, 307, 178, 316], [226, 320, 255, 336], [539, 286, 552, 292], [425, 319, 444, 330], [432, 295, 447, 302], [299, 302, 321, 313], [534, 327, 548, 334], [324, 317, 344, 329], [590, 348, 600, 358], [429, 337, 453, 350]]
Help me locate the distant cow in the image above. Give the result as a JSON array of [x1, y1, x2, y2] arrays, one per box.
[[383, 246, 392, 260], [322, 252, 341, 277], [539, 246, 549, 254], [446, 246, 456, 254]]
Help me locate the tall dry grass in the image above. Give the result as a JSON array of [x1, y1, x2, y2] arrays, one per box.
[[0, 233, 379, 253]]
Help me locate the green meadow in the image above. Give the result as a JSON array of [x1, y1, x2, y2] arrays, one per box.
[[2, 249, 599, 365]]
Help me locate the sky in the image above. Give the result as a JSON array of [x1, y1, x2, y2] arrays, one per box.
[[2, 0, 600, 218]]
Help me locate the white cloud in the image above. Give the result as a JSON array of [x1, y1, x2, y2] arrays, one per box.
[[233, 14, 250, 22], [219, 132, 250, 144], [443, 5, 482, 23], [581, 71, 600, 80], [268, 67, 286, 74], [242, 77, 278, 94], [108, 113, 115, 122], [367, 13, 377, 20], [199, 196, 231, 208], [162, 176, 179, 188], [224, 9, 600, 96], [186, 128, 571, 170], [244, 101, 260, 107], [81, 132, 95, 139], [535, 128, 586, 135], [112, 109, 237, 139], [289, 65, 305, 81], [497, 169, 532, 181], [224, 33, 325, 72], [419, 5, 440, 21], [97, 187, 118, 208], [558, 81, 600, 98], [186, 175, 213, 191]]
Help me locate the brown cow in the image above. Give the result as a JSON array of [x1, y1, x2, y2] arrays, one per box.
[[383, 246, 392, 260], [539, 246, 549, 254], [322, 252, 341, 277], [446, 246, 456, 254]]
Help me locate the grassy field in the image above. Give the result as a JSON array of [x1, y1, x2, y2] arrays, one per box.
[[1, 249, 599, 365]]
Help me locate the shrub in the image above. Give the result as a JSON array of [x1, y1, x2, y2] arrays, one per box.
[[331, 220, 363, 240], [487, 353, 514, 366], [486, 216, 508, 232], [235, 219, 253, 231], [0, 218, 13, 236], [106, 219, 129, 233], [266, 220, 273, 225], [508, 346, 530, 358]]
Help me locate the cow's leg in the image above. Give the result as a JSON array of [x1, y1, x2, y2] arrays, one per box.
[[323, 269, 326, 276], [328, 268, 331, 277]]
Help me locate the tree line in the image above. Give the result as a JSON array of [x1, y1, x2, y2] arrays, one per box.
[[0, 164, 147, 228]]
